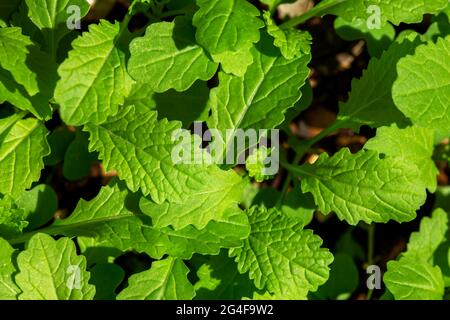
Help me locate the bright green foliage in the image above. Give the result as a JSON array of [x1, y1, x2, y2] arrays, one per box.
[[193, 0, 264, 56], [365, 124, 438, 192], [384, 209, 449, 300], [264, 11, 312, 59], [0, 196, 27, 238], [24, 0, 90, 58], [139, 173, 244, 230], [245, 146, 274, 182], [404, 209, 448, 262], [367, 0, 448, 25], [128, 17, 218, 92], [207, 32, 310, 157], [337, 34, 422, 131], [54, 20, 129, 126], [117, 258, 195, 300], [85, 106, 241, 204], [211, 49, 254, 77], [16, 184, 57, 231], [385, 258, 445, 300], [194, 250, 257, 300], [393, 37, 450, 135], [0, 115, 50, 198], [15, 233, 95, 300], [0, 27, 56, 120], [299, 148, 427, 225], [37, 183, 249, 260], [322, 0, 448, 25], [230, 206, 333, 299], [315, 0, 368, 22], [0, 28, 39, 96], [2, 0, 450, 302], [0, 237, 20, 299]]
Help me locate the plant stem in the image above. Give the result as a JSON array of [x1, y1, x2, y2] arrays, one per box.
[[280, 0, 348, 29], [159, 8, 195, 19], [276, 153, 302, 208], [276, 120, 343, 207]]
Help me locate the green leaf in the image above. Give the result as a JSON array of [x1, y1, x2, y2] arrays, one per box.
[[0, 69, 50, 120], [139, 171, 244, 230], [334, 16, 395, 57], [424, 6, 450, 42], [264, 11, 312, 59], [0, 195, 27, 238], [312, 253, 359, 300], [152, 81, 210, 128], [322, 0, 448, 25], [192, 0, 264, 55], [0, 237, 20, 300], [280, 186, 315, 225], [392, 37, 450, 135], [123, 81, 155, 113], [207, 32, 310, 158], [0, 115, 50, 198], [298, 148, 427, 225], [319, 0, 368, 22], [63, 130, 98, 181], [230, 206, 333, 299], [194, 250, 257, 300], [135, 208, 250, 259], [366, 0, 448, 25], [0, 27, 39, 96], [212, 49, 254, 77], [54, 20, 129, 126], [15, 233, 95, 300], [85, 105, 242, 205], [89, 263, 125, 300], [44, 126, 76, 166], [24, 0, 90, 58], [117, 257, 195, 300], [245, 146, 275, 182], [337, 34, 422, 131], [0, 28, 56, 120], [126, 80, 211, 127], [365, 124, 438, 192], [20, 183, 249, 260], [404, 209, 448, 262], [384, 257, 445, 300], [128, 17, 217, 93], [16, 184, 58, 231]]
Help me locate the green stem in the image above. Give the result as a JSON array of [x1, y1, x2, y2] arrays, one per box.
[[159, 8, 195, 19], [9, 226, 63, 245], [276, 120, 344, 206], [280, 0, 348, 29], [276, 153, 302, 208], [306, 120, 344, 147]]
